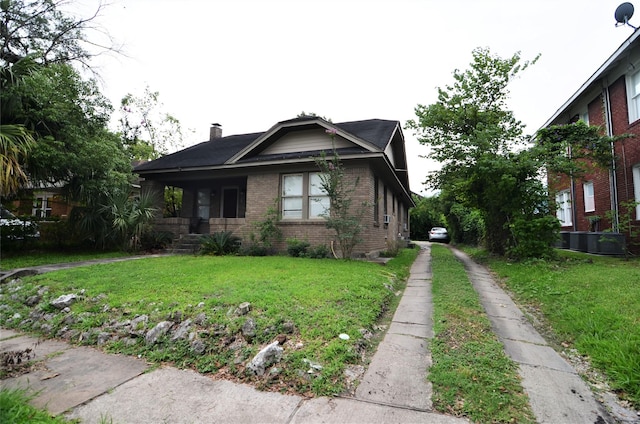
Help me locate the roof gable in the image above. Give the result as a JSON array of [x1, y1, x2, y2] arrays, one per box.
[[227, 117, 395, 163], [134, 118, 399, 173]]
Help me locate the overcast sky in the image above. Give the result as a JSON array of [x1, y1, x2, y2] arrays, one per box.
[[75, 0, 636, 195]]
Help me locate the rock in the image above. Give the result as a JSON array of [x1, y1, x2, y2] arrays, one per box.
[[276, 334, 287, 345], [145, 321, 174, 345], [303, 358, 323, 372], [191, 339, 206, 355], [236, 302, 251, 315], [242, 318, 257, 339], [97, 332, 111, 345], [131, 314, 149, 328], [24, 295, 41, 306], [194, 312, 207, 326], [51, 294, 77, 309], [359, 328, 373, 340], [197, 302, 205, 308], [63, 314, 77, 325], [247, 341, 283, 376], [168, 310, 183, 323], [282, 321, 296, 334], [171, 319, 192, 341]]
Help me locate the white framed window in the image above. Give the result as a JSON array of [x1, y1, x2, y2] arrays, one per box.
[[627, 70, 640, 123], [282, 174, 303, 219], [633, 164, 640, 220], [308, 173, 329, 218], [32, 192, 53, 218], [583, 181, 595, 212], [556, 190, 572, 226], [282, 172, 328, 219]]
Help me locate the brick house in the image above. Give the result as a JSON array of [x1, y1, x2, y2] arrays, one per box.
[[134, 116, 414, 256], [543, 29, 640, 253]]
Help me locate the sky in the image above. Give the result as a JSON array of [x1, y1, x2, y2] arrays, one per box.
[[72, 0, 637, 195]]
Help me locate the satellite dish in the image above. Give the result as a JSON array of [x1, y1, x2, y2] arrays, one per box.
[[615, 2, 637, 28]]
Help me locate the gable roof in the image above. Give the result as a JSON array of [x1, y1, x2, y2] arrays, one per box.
[[134, 117, 399, 173]]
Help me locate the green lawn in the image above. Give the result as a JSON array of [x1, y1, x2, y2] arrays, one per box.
[[0, 250, 417, 396], [467, 248, 640, 408], [0, 250, 128, 271]]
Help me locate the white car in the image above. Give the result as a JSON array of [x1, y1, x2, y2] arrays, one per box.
[[428, 227, 449, 243], [1, 206, 40, 239]]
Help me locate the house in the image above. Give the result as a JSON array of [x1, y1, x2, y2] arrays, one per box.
[[543, 29, 640, 254], [134, 116, 415, 256]]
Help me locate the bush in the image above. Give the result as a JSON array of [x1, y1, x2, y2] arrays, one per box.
[[200, 231, 241, 256], [507, 216, 560, 260], [140, 231, 174, 251], [286, 238, 310, 257], [240, 243, 269, 257], [307, 244, 331, 259]]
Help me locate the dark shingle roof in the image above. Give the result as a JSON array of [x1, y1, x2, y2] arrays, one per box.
[[134, 119, 397, 173]]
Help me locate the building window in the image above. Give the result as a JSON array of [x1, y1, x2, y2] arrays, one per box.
[[583, 181, 595, 212], [32, 193, 53, 218], [556, 190, 572, 226], [373, 177, 379, 223], [281, 172, 328, 219], [633, 164, 640, 220], [309, 172, 330, 219], [627, 71, 640, 123]]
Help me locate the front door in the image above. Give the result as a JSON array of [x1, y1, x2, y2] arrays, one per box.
[[197, 189, 210, 219], [222, 188, 238, 218]]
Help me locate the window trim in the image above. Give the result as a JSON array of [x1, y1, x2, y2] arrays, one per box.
[[633, 164, 640, 220], [556, 189, 572, 226], [583, 181, 595, 213], [32, 192, 53, 218], [281, 172, 328, 220], [626, 70, 640, 123]]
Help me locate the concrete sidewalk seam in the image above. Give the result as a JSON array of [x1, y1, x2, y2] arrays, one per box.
[[337, 394, 434, 413]]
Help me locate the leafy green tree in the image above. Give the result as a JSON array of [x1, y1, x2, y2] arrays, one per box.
[[0, 0, 117, 68], [407, 48, 618, 258], [406, 48, 542, 256], [315, 130, 366, 258], [119, 86, 186, 160], [1, 62, 132, 202], [409, 194, 446, 240]]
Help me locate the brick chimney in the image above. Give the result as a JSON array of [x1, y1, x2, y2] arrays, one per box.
[[210, 123, 222, 140]]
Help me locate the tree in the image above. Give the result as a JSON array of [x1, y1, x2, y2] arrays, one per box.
[[409, 194, 446, 240], [406, 48, 541, 256], [0, 0, 119, 69], [315, 129, 366, 258], [0, 61, 132, 202], [119, 86, 186, 160], [407, 48, 617, 258]]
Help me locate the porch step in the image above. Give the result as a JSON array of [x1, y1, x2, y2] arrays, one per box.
[[169, 234, 203, 255]]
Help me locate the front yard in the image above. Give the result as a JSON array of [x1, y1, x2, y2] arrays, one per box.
[[0, 251, 417, 396]]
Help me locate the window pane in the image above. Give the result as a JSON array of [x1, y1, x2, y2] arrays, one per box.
[[583, 182, 595, 212], [283, 197, 302, 218], [309, 173, 327, 195], [283, 175, 303, 196], [309, 196, 329, 218]]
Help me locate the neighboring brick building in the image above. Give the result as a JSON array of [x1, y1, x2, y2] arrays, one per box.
[[544, 29, 640, 253], [134, 117, 415, 257]]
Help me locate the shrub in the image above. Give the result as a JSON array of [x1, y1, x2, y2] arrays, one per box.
[[200, 231, 241, 255], [286, 238, 310, 257], [140, 231, 174, 251], [307, 244, 330, 259], [507, 216, 560, 260]]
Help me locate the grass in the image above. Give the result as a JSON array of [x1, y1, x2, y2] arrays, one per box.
[[0, 388, 73, 423], [0, 250, 128, 271], [429, 244, 535, 423], [0, 249, 418, 396], [467, 248, 640, 409]]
